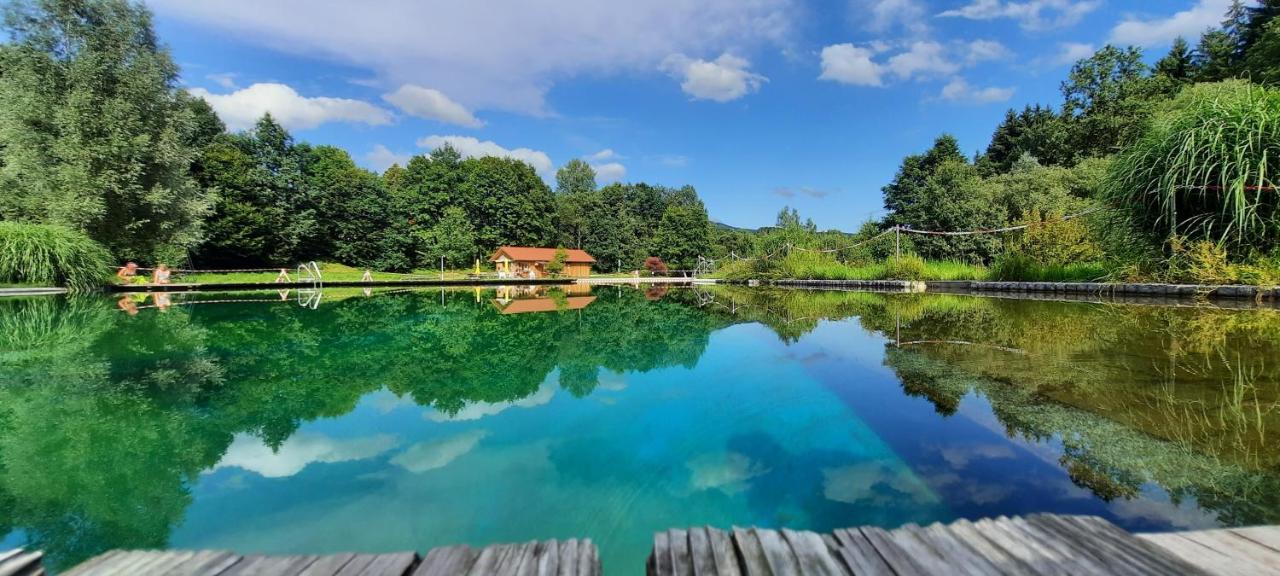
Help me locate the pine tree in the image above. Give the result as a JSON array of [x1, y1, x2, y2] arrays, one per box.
[[1155, 37, 1197, 83]]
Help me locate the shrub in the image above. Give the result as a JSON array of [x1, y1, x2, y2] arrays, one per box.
[[883, 254, 927, 280], [1016, 210, 1102, 265], [0, 222, 113, 291], [1106, 81, 1280, 253]]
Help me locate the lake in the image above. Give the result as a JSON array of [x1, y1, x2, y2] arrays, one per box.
[[2, 285, 1278, 572]]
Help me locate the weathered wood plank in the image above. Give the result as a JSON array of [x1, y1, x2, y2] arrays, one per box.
[[780, 529, 842, 576], [830, 528, 893, 576], [493, 544, 529, 576], [575, 539, 598, 576], [881, 524, 954, 574], [513, 543, 541, 576], [299, 553, 356, 576], [536, 541, 559, 576], [704, 528, 741, 576], [1000, 516, 1115, 575], [942, 520, 1038, 576], [0, 550, 43, 576], [1051, 516, 1205, 576], [1232, 526, 1280, 552], [557, 539, 579, 576], [223, 554, 321, 576], [1139, 533, 1270, 576], [353, 552, 416, 576], [730, 527, 770, 576], [1175, 531, 1280, 575], [974, 517, 1086, 576], [332, 555, 381, 576], [858, 526, 925, 575], [687, 529, 715, 576], [905, 523, 1007, 575], [169, 550, 242, 576], [752, 529, 799, 576], [652, 533, 671, 576], [669, 529, 693, 576]]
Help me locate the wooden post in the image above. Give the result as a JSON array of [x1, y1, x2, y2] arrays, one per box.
[[895, 226, 901, 260], [440, 256, 444, 281]]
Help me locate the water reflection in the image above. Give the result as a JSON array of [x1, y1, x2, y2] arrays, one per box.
[[0, 286, 1277, 571]]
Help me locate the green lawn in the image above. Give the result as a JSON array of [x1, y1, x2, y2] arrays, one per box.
[[173, 263, 479, 284]]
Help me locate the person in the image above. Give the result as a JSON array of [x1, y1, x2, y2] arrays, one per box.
[[362, 269, 373, 282], [116, 295, 139, 316], [152, 264, 172, 284], [152, 292, 171, 311], [116, 262, 139, 283], [275, 268, 291, 283]]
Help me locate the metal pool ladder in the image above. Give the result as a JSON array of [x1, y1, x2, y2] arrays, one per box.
[[296, 261, 322, 309]]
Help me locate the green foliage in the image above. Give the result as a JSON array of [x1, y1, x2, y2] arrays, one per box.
[[0, 222, 111, 290], [883, 254, 927, 280], [546, 246, 568, 276], [1106, 80, 1280, 253], [1013, 210, 1102, 266], [1061, 45, 1161, 158], [1245, 18, 1280, 86], [981, 105, 1075, 173], [1155, 37, 1197, 85], [555, 159, 596, 196], [418, 206, 477, 268], [653, 196, 712, 269], [0, 0, 214, 262]]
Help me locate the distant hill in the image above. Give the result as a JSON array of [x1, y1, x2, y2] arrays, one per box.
[[712, 221, 758, 233]]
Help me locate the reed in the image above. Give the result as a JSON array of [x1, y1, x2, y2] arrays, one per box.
[[0, 222, 112, 291]]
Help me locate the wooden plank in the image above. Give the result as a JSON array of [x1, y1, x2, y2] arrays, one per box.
[[999, 516, 1115, 575], [513, 542, 541, 576], [705, 528, 741, 576], [1139, 533, 1269, 576], [63, 551, 125, 576], [1232, 526, 1280, 552], [417, 546, 479, 576], [222, 554, 321, 576], [830, 528, 893, 576], [779, 529, 842, 576], [858, 526, 925, 576], [669, 530, 693, 576], [653, 533, 672, 576], [135, 551, 202, 574], [1176, 531, 1280, 575], [1052, 516, 1206, 576], [557, 539, 579, 576], [880, 524, 954, 575], [353, 552, 416, 576], [168, 550, 242, 576], [751, 529, 798, 576], [907, 523, 1009, 576], [0, 550, 43, 576], [90, 551, 163, 576], [687, 528, 716, 576], [575, 539, 598, 576], [536, 541, 559, 576], [730, 527, 770, 576], [973, 517, 1083, 576], [943, 520, 1039, 576], [299, 553, 357, 576], [333, 555, 381, 576]]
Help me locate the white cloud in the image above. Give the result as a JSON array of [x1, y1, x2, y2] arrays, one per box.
[[888, 41, 960, 80], [653, 154, 690, 167], [939, 0, 1101, 30], [382, 85, 483, 128], [661, 53, 767, 102], [587, 149, 621, 161], [149, 0, 796, 115], [939, 77, 1015, 103], [818, 43, 885, 87], [592, 162, 627, 183], [189, 83, 393, 131], [427, 382, 556, 422], [206, 72, 238, 89], [687, 452, 770, 494], [1109, 0, 1233, 47], [853, 0, 930, 35], [365, 145, 413, 172], [1054, 42, 1097, 65], [213, 432, 398, 478], [417, 135, 553, 174], [965, 39, 1010, 64], [391, 430, 488, 473]]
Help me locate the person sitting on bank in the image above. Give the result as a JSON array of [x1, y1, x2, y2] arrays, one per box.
[[362, 269, 373, 282], [276, 268, 291, 283], [116, 262, 139, 283], [152, 264, 172, 284]]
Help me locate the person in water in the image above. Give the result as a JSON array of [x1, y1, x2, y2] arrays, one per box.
[[152, 264, 172, 284], [116, 262, 139, 282]]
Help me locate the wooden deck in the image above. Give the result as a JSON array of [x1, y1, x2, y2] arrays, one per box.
[[647, 515, 1280, 575], [53, 539, 599, 576]]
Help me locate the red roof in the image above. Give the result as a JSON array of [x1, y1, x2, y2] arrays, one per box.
[[490, 246, 596, 263], [493, 296, 597, 314]]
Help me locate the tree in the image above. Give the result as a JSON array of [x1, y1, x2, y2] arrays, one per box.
[[1245, 18, 1280, 85], [1154, 37, 1197, 84], [1195, 29, 1240, 82], [1243, 0, 1280, 52], [981, 105, 1075, 173], [652, 197, 712, 270], [554, 160, 597, 248], [546, 247, 567, 277], [555, 159, 596, 196], [1060, 45, 1156, 158], [0, 0, 215, 262], [883, 135, 968, 226], [418, 206, 476, 268], [303, 146, 408, 270]]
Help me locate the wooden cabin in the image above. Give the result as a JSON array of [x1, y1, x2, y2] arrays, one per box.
[[490, 246, 596, 278]]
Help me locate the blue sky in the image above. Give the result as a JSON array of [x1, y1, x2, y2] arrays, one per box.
[[148, 0, 1234, 230]]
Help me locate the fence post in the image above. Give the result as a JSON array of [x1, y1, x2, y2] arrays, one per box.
[[895, 226, 901, 260]]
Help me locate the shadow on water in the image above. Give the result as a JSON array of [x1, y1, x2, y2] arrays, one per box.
[[1, 285, 1280, 569]]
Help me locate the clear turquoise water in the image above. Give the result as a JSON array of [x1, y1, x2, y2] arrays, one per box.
[[2, 286, 1279, 572]]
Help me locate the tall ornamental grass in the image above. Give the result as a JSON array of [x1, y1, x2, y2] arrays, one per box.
[[1106, 80, 1280, 253], [0, 222, 113, 291]]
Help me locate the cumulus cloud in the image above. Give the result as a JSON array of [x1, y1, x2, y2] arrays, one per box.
[[687, 452, 770, 494], [773, 186, 833, 199], [427, 383, 556, 422], [652, 154, 690, 167], [587, 149, 621, 161], [214, 432, 398, 478], [938, 0, 1100, 30], [939, 78, 1015, 103], [888, 41, 960, 80], [365, 145, 413, 172], [382, 85, 483, 128], [189, 83, 393, 131], [391, 430, 488, 473], [853, 0, 930, 35], [661, 53, 767, 102], [1053, 42, 1097, 65], [592, 162, 627, 183], [206, 72, 238, 89], [417, 135, 553, 174], [1109, 0, 1233, 47], [965, 39, 1011, 64], [149, 0, 796, 115], [819, 43, 885, 86]]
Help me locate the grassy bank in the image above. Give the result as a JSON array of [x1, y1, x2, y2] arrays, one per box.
[[713, 253, 1109, 283], [178, 263, 478, 284]]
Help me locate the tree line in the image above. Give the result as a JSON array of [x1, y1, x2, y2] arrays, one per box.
[[0, 0, 715, 273]]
